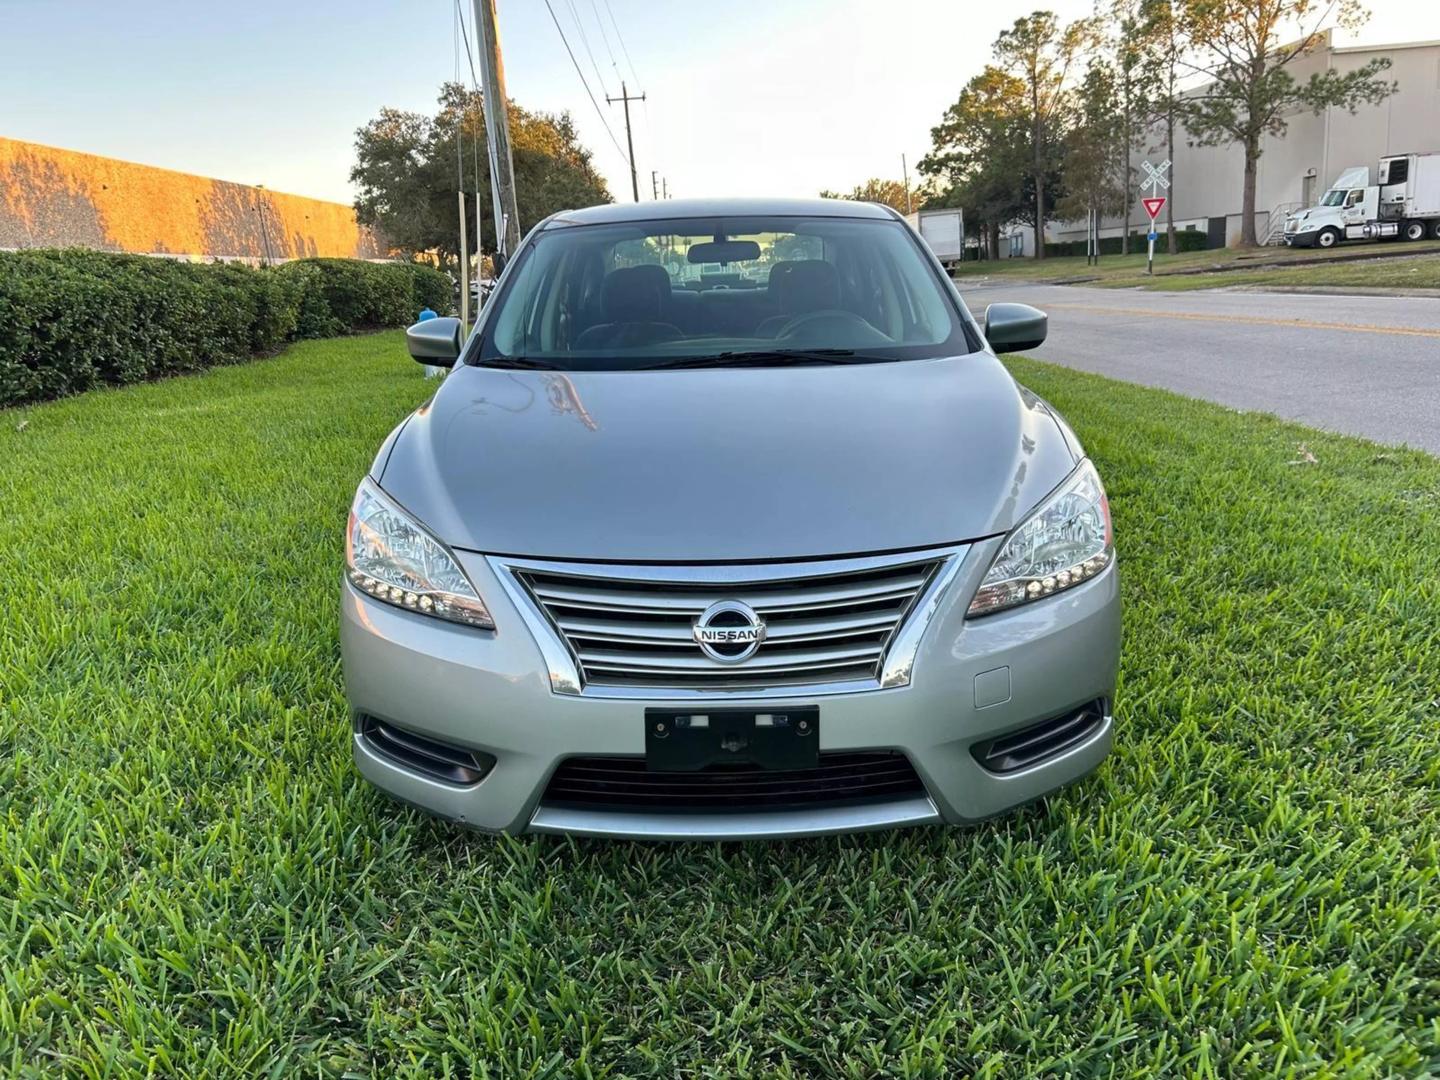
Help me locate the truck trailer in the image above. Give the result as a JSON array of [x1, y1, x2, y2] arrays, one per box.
[[1284, 153, 1440, 248], [905, 208, 965, 266]]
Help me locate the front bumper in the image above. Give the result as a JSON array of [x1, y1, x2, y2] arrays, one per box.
[[340, 539, 1121, 839]]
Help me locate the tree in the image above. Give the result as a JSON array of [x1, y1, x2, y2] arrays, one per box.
[[1137, 0, 1186, 253], [992, 11, 1095, 259], [1177, 0, 1394, 247], [820, 178, 915, 214], [1093, 0, 1166, 253], [351, 83, 611, 267], [1056, 59, 1131, 247], [920, 67, 1033, 260]]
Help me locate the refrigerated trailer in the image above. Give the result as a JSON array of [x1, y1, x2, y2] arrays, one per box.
[[1284, 153, 1440, 247], [1365, 152, 1440, 240]]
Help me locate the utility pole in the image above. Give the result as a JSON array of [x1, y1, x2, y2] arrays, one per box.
[[662, 177, 668, 199], [651, 170, 659, 201], [472, 0, 521, 258], [607, 81, 645, 203], [901, 154, 912, 215]]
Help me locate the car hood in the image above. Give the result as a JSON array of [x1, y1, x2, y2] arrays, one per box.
[[378, 354, 1078, 562]]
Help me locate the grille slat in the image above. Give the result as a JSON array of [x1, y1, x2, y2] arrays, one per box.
[[544, 752, 925, 811], [555, 609, 902, 645], [577, 643, 883, 672], [511, 556, 943, 692], [527, 572, 931, 614]]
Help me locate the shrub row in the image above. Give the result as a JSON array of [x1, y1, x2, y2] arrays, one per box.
[[1044, 227, 1211, 259], [0, 251, 452, 407]]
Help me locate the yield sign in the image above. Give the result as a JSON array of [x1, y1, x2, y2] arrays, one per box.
[[1142, 196, 1167, 221]]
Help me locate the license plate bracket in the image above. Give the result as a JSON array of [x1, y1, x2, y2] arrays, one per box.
[[645, 707, 818, 772]]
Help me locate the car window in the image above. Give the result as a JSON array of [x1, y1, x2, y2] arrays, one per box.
[[479, 215, 971, 371]]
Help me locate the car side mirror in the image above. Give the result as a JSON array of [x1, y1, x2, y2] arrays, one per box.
[[984, 303, 1047, 354], [406, 316, 464, 367]]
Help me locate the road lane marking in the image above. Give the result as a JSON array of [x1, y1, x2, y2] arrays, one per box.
[[1042, 302, 1440, 340]]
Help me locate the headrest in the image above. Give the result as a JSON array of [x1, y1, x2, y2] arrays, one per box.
[[767, 261, 795, 297], [601, 266, 667, 322], [772, 259, 839, 313], [627, 262, 671, 296]]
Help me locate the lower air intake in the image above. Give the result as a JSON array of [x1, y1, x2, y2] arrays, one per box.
[[543, 752, 925, 812], [972, 699, 1108, 774]]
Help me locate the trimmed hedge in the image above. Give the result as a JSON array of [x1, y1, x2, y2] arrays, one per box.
[[1045, 228, 1211, 258], [0, 250, 452, 407]]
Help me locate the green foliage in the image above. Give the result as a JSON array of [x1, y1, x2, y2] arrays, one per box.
[[820, 178, 918, 214], [276, 258, 413, 339], [1054, 59, 1131, 225], [919, 66, 1036, 257], [1, 335, 1438, 1074], [0, 250, 451, 407], [401, 261, 453, 315], [351, 82, 612, 264]]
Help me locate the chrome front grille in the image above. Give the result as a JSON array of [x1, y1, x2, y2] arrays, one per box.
[[492, 548, 965, 697]]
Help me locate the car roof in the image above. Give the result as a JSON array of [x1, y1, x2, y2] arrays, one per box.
[[544, 197, 899, 228]]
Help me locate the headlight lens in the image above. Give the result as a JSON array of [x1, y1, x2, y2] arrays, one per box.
[[345, 479, 494, 629], [967, 459, 1113, 617]]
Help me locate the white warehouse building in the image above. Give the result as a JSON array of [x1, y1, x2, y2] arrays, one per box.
[[1013, 32, 1440, 255]]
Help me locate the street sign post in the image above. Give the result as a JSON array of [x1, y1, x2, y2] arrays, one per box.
[[1140, 161, 1171, 276]]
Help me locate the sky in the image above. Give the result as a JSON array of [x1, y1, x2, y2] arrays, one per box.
[[3, 0, 1440, 207]]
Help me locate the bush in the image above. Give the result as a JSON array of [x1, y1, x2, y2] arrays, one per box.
[[1045, 228, 1211, 258], [0, 251, 447, 407], [400, 262, 453, 316]]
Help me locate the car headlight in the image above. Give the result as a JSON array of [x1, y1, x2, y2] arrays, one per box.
[[345, 478, 495, 629], [967, 460, 1113, 617]]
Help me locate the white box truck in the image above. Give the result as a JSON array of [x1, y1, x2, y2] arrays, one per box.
[[905, 208, 965, 266], [1284, 153, 1440, 248]]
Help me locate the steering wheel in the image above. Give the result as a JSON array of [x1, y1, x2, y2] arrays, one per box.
[[774, 309, 886, 343]]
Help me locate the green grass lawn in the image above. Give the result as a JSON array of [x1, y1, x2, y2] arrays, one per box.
[[2, 334, 1438, 1077], [952, 238, 1440, 285], [1099, 251, 1440, 292]]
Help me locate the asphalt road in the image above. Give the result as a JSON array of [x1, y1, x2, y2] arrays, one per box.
[[961, 282, 1440, 455]]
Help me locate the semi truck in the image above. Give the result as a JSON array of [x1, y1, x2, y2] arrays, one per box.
[[1284, 152, 1440, 248], [905, 208, 965, 265]]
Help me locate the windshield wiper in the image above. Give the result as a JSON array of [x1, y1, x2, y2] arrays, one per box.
[[475, 356, 567, 370], [642, 349, 886, 370]]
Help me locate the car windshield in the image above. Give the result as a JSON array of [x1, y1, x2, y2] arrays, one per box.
[[1319, 190, 1346, 207], [474, 214, 972, 370]]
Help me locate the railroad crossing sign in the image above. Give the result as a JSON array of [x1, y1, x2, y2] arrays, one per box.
[[1141, 159, 1171, 197], [1140, 161, 1171, 276]]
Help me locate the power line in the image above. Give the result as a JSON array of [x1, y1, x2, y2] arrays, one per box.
[[541, 0, 628, 165], [587, 0, 620, 78], [453, 0, 481, 90], [563, 0, 610, 99], [600, 0, 643, 90]]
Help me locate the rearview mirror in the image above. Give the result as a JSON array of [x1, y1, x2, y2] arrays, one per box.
[[687, 240, 761, 265], [984, 303, 1047, 354], [406, 316, 464, 367]]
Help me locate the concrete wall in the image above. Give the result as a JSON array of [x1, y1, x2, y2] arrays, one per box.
[[0, 137, 384, 260], [1046, 36, 1440, 246]]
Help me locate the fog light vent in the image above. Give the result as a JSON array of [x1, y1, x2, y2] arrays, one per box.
[[972, 699, 1107, 774], [357, 715, 494, 786]]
